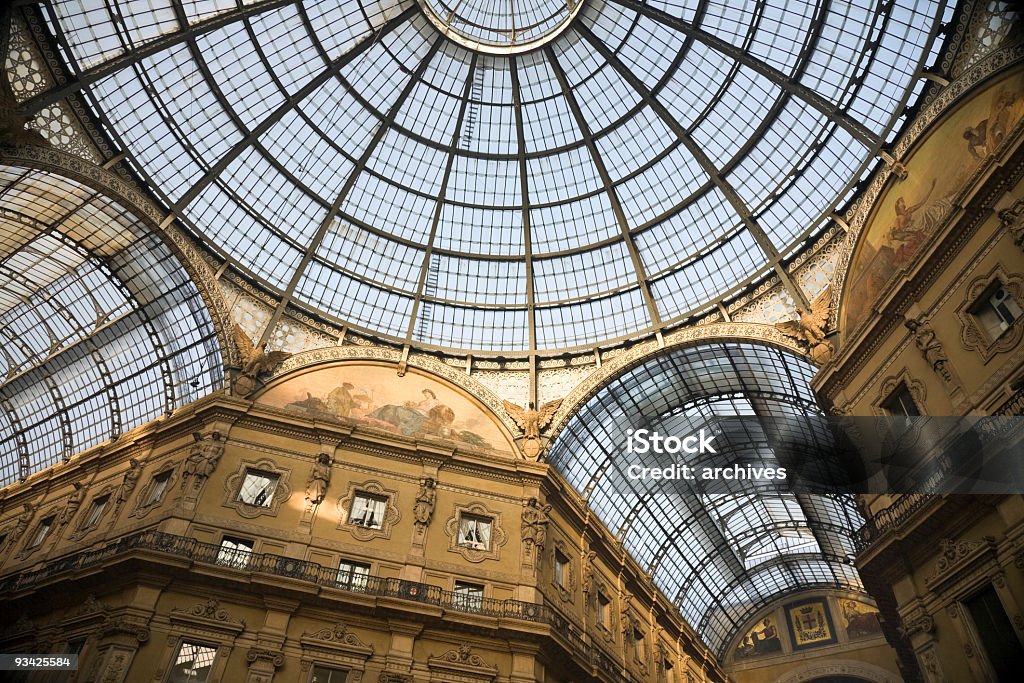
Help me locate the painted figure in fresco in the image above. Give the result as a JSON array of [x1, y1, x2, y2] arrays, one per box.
[[844, 600, 882, 638], [751, 617, 782, 654], [888, 178, 937, 262]]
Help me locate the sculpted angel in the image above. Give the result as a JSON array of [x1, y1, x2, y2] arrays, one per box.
[[775, 288, 834, 365], [233, 324, 291, 396]]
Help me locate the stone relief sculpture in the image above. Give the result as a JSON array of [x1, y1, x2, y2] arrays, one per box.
[[59, 483, 84, 525], [115, 458, 141, 510], [413, 478, 436, 527], [905, 317, 953, 383], [775, 287, 834, 364], [181, 432, 224, 490], [503, 399, 562, 460], [305, 452, 332, 505], [521, 497, 552, 551]]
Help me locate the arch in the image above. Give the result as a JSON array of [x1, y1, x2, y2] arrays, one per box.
[[774, 659, 899, 683], [0, 146, 229, 484], [548, 323, 808, 443], [546, 340, 863, 657], [829, 48, 1024, 339]]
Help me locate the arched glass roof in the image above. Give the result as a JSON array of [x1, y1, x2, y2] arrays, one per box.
[[38, 0, 951, 353], [548, 342, 863, 655], [0, 166, 224, 486]]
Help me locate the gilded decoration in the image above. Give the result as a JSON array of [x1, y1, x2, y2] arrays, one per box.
[[840, 62, 1024, 336], [785, 598, 838, 650], [259, 361, 513, 455], [956, 265, 1024, 360], [734, 612, 783, 659], [336, 480, 400, 542], [222, 458, 292, 520], [444, 501, 507, 563]]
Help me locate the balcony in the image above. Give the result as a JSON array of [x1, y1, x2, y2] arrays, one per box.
[[0, 529, 644, 681]]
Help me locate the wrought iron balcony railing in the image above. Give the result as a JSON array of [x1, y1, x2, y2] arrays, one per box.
[[0, 528, 639, 679]]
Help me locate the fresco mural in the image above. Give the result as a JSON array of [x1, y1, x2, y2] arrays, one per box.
[[257, 363, 512, 454], [842, 598, 883, 639], [843, 66, 1024, 333], [734, 613, 784, 659]]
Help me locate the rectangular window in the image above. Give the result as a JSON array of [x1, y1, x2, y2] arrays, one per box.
[[348, 492, 387, 528], [309, 664, 348, 683], [453, 581, 484, 612], [168, 641, 217, 683], [633, 628, 646, 660], [965, 585, 1024, 680], [81, 495, 109, 530], [972, 283, 1022, 339], [216, 537, 253, 569], [554, 550, 569, 587], [597, 593, 610, 628], [144, 471, 172, 506], [29, 516, 54, 549], [238, 470, 279, 507], [881, 383, 920, 416], [336, 560, 371, 591], [457, 513, 492, 550]]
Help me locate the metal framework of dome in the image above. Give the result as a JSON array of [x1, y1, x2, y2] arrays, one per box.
[[35, 0, 951, 354], [548, 342, 864, 656]]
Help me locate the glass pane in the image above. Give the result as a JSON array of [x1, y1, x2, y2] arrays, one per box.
[[169, 642, 217, 683], [238, 471, 278, 506]]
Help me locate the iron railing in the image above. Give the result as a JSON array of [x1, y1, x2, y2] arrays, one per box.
[[0, 529, 544, 621], [0, 528, 648, 678]]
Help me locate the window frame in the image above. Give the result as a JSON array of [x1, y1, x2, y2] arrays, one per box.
[[336, 559, 371, 591], [216, 536, 254, 569], [166, 639, 219, 683]]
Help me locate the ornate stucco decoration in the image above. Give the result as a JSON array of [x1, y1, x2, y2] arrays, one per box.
[[443, 501, 507, 563], [956, 265, 1024, 360], [552, 539, 576, 603], [412, 477, 437, 547], [169, 598, 245, 635], [503, 399, 562, 460], [427, 644, 498, 682], [999, 198, 1024, 250], [299, 623, 373, 682], [222, 457, 292, 520], [336, 479, 400, 542], [925, 536, 998, 591], [305, 452, 333, 506], [874, 370, 928, 416], [181, 431, 225, 493]]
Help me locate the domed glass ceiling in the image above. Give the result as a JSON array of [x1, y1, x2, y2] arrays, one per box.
[[43, 0, 950, 353]]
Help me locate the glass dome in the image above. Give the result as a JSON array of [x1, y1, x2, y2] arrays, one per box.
[[44, 0, 950, 353]]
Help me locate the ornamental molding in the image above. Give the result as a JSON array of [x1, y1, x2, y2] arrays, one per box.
[[873, 370, 927, 416], [0, 145, 237, 369], [547, 327, 804, 442], [955, 265, 1024, 360], [427, 645, 498, 682], [444, 501, 508, 563], [926, 536, 998, 592], [222, 457, 292, 520], [831, 45, 1024, 334], [336, 479, 400, 542], [169, 599, 245, 634], [774, 659, 900, 683], [300, 623, 374, 657]]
